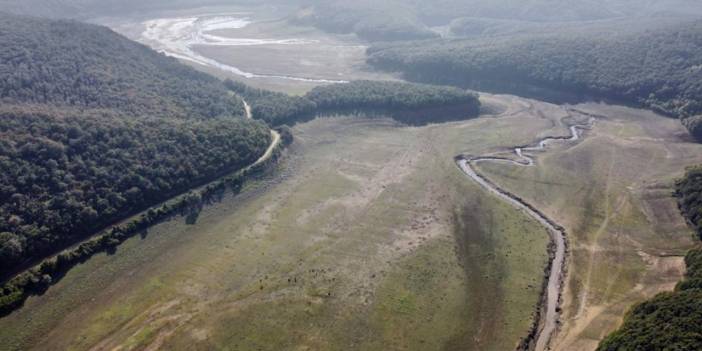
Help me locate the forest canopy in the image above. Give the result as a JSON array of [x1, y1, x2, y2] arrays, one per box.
[[367, 19, 702, 140], [676, 166, 702, 239], [0, 13, 270, 278], [227, 79, 481, 127], [0, 13, 245, 120]]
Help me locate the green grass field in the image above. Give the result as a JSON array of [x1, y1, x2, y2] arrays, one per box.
[[0, 100, 552, 351], [1, 95, 696, 350]]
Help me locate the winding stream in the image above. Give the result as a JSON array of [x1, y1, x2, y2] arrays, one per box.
[[456, 112, 594, 351], [140, 14, 348, 84]]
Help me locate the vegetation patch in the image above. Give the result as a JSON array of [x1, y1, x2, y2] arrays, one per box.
[[367, 19, 702, 140], [676, 166, 702, 238], [229, 79, 481, 127]]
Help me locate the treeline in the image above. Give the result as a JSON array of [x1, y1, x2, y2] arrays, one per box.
[[0, 106, 270, 279], [306, 80, 480, 125], [0, 13, 245, 120], [367, 19, 702, 140], [676, 166, 702, 239], [0, 12, 273, 283], [227, 79, 481, 127], [597, 249, 702, 350], [0, 125, 293, 316]]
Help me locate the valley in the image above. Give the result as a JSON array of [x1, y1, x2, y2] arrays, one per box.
[[1, 92, 699, 350], [1, 3, 702, 350]]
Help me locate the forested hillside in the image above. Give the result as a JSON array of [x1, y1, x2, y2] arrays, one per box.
[[676, 166, 702, 239], [0, 13, 245, 119], [289, 0, 702, 43], [0, 13, 271, 279], [367, 19, 702, 140], [0, 0, 234, 19], [227, 80, 480, 127]]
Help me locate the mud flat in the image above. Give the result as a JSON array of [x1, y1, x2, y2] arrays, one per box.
[[104, 7, 394, 93]]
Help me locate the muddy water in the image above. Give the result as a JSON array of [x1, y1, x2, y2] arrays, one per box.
[[457, 114, 593, 351]]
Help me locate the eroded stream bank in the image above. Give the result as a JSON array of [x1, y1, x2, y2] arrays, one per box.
[[456, 109, 594, 351]]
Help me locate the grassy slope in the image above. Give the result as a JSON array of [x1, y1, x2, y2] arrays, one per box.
[[477, 101, 702, 350], [0, 98, 550, 351]]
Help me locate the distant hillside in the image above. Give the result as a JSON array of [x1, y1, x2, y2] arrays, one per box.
[[0, 13, 246, 119], [4, 0, 702, 22], [0, 13, 271, 280], [367, 19, 702, 140], [0, 0, 233, 19], [403, 0, 702, 24], [289, 0, 702, 42], [290, 1, 438, 42]]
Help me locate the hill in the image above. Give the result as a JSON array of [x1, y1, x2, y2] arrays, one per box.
[[367, 19, 702, 140], [0, 13, 246, 119], [0, 13, 271, 280]]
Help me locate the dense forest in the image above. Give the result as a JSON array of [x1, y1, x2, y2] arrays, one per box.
[[305, 80, 480, 125], [597, 249, 702, 350], [0, 13, 245, 119], [676, 166, 702, 239], [0, 119, 289, 317], [0, 13, 272, 280], [227, 80, 481, 127], [0, 106, 269, 277], [367, 19, 702, 140]]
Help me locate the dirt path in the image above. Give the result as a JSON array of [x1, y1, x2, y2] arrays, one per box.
[[456, 108, 594, 351], [241, 99, 281, 169]]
